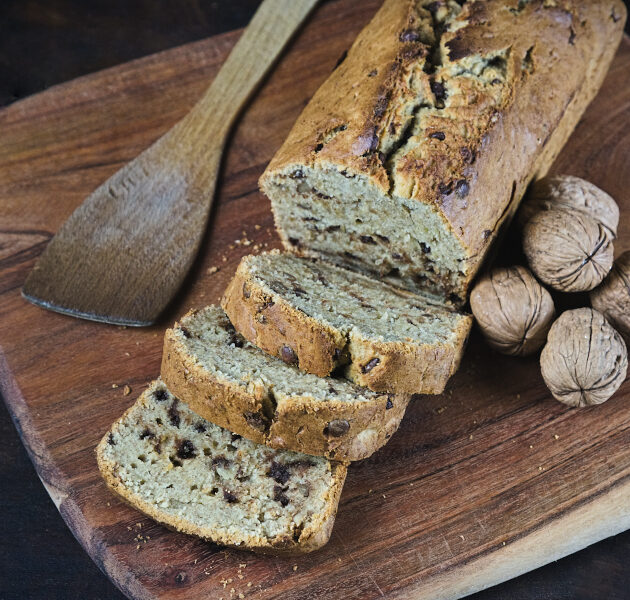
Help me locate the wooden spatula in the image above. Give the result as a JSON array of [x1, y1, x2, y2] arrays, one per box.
[[22, 0, 319, 326]]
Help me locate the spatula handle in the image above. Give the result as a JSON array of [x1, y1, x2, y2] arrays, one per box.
[[182, 0, 320, 139]]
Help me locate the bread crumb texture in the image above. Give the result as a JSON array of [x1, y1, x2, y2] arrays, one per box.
[[97, 380, 346, 553], [221, 252, 471, 393], [161, 306, 410, 461]]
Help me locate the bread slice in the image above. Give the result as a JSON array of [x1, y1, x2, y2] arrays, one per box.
[[221, 252, 471, 394], [259, 0, 625, 304], [96, 380, 347, 554], [161, 306, 409, 461]]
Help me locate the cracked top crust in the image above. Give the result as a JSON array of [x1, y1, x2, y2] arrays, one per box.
[[262, 0, 626, 298]]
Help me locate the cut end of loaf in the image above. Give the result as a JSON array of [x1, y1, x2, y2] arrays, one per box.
[[262, 164, 468, 304], [96, 380, 346, 554]]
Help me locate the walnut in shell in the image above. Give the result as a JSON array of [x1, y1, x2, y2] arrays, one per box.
[[470, 266, 555, 356], [540, 308, 627, 407], [520, 175, 619, 238], [590, 250, 630, 344], [523, 209, 613, 292]]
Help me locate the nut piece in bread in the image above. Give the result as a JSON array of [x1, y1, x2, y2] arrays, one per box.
[[470, 266, 554, 356], [523, 209, 613, 292], [590, 251, 630, 345], [540, 308, 627, 407], [520, 175, 619, 238]]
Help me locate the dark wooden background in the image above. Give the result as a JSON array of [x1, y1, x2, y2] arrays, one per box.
[[1, 1, 630, 599]]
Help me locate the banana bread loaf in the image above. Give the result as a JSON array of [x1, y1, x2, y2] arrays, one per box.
[[96, 380, 347, 554], [161, 306, 410, 461], [222, 251, 471, 393], [260, 0, 626, 304]]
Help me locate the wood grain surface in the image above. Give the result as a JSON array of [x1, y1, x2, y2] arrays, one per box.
[[1, 1, 630, 598]]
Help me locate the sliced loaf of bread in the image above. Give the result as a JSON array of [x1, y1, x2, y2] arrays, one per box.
[[259, 0, 625, 304], [96, 380, 347, 554], [221, 252, 471, 394], [161, 306, 409, 461]]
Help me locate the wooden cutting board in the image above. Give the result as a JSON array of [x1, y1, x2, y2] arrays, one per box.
[[1, 1, 630, 598]]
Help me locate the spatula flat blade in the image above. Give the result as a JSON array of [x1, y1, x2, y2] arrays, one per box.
[[22, 150, 218, 326]]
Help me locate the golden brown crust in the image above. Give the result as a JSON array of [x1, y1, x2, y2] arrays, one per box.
[[221, 256, 472, 394], [161, 313, 411, 461], [95, 386, 347, 554], [344, 328, 470, 394], [162, 327, 267, 445], [222, 265, 344, 377], [261, 0, 626, 300]]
